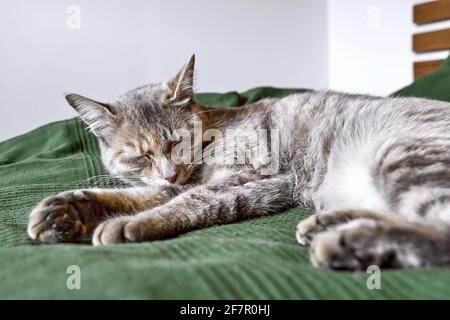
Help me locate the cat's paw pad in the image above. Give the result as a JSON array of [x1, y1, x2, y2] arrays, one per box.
[[309, 222, 394, 271], [28, 191, 90, 243], [92, 216, 138, 245], [309, 230, 363, 270]]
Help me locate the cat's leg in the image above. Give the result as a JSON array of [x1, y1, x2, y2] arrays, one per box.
[[301, 141, 450, 270], [28, 184, 183, 244], [91, 174, 293, 245]]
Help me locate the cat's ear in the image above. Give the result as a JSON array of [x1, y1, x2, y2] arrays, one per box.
[[65, 93, 118, 140], [167, 54, 195, 105]]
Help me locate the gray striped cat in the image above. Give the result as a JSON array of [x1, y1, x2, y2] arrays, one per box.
[[28, 55, 450, 270]]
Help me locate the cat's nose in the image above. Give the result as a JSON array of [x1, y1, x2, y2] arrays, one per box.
[[164, 175, 177, 183]]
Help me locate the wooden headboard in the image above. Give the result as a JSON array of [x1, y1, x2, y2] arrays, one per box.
[[413, 0, 450, 78]]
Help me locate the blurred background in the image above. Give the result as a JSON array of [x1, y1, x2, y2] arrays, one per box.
[[0, 0, 448, 141]]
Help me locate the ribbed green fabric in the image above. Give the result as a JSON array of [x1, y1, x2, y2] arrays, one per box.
[[1, 87, 450, 299]]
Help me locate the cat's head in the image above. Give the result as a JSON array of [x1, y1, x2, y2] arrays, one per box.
[[65, 55, 203, 186]]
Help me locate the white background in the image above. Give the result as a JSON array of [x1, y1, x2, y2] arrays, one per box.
[[0, 0, 448, 141]]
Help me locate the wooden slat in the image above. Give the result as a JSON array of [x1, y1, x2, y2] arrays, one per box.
[[414, 59, 444, 79], [414, 0, 450, 25], [413, 28, 450, 52]]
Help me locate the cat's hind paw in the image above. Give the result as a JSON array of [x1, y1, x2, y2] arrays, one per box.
[[296, 209, 388, 247], [308, 220, 437, 271], [309, 225, 377, 271]]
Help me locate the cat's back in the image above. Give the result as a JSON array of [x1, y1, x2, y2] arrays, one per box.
[[270, 90, 450, 137]]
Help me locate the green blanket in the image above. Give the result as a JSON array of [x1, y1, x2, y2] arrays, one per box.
[[1, 86, 450, 299]]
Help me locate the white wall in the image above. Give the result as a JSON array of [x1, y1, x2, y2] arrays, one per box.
[[327, 0, 416, 96], [3, 0, 445, 142], [327, 0, 450, 96], [0, 0, 329, 141]]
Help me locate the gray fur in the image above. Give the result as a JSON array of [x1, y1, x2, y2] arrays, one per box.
[[28, 56, 450, 270]]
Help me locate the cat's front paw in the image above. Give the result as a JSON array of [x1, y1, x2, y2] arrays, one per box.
[[92, 216, 151, 245], [28, 191, 93, 243], [92, 216, 132, 245], [92, 214, 174, 245]]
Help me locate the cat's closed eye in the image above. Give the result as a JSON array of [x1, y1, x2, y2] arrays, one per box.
[[136, 154, 153, 165]]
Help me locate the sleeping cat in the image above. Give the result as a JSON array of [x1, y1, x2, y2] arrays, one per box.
[[28, 55, 450, 270]]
